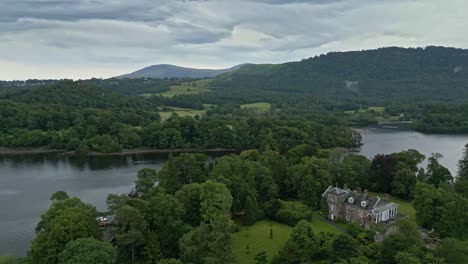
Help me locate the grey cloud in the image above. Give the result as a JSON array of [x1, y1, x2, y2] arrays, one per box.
[[253, 0, 344, 5], [0, 0, 468, 80]]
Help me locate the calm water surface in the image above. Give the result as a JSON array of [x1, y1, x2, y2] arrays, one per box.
[[358, 126, 468, 174], [2, 127, 468, 256]]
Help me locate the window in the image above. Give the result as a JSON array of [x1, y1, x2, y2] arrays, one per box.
[[361, 201, 367, 207], [330, 204, 334, 210], [348, 197, 354, 203], [382, 210, 389, 221]]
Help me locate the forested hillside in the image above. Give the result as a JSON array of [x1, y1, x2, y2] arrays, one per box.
[[212, 46, 468, 103]]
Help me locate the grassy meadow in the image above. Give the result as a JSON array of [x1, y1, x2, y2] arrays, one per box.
[[158, 79, 212, 97], [233, 216, 342, 264], [240, 102, 272, 112]]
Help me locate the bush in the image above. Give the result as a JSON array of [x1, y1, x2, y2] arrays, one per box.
[[267, 200, 313, 226], [87, 135, 121, 153]]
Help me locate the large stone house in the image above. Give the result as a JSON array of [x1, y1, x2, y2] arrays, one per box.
[[322, 186, 398, 228]]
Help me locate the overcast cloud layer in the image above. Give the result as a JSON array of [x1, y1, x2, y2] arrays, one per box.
[[0, 0, 467, 80]]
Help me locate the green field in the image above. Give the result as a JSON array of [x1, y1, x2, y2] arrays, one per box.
[[233, 217, 342, 264], [159, 107, 205, 121], [240, 102, 272, 112], [311, 212, 344, 234], [233, 220, 293, 264], [158, 79, 212, 97], [0, 255, 18, 263]]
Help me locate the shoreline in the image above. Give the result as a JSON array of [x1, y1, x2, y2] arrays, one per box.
[[0, 147, 238, 156]]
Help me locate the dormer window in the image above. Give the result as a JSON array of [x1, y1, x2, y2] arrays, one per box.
[[348, 197, 354, 203], [361, 201, 367, 207]]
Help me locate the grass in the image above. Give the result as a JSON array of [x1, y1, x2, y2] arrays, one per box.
[[233, 217, 342, 264], [159, 107, 205, 121], [0, 255, 18, 263], [158, 79, 212, 97], [232, 220, 293, 264], [240, 102, 272, 112], [311, 212, 343, 234], [202, 104, 217, 110]]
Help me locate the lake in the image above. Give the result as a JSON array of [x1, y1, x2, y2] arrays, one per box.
[[357, 125, 468, 174], [2, 126, 468, 256]]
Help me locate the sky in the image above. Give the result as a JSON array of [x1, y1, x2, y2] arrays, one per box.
[[1, 0, 467, 80]]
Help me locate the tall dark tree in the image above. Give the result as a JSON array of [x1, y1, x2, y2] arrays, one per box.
[[370, 154, 399, 193], [424, 153, 453, 187], [243, 196, 257, 226], [455, 144, 468, 197], [331, 234, 360, 263]]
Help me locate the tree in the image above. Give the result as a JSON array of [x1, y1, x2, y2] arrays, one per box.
[[455, 144, 468, 197], [254, 251, 268, 264], [30, 207, 99, 264], [331, 154, 371, 190], [394, 252, 421, 264], [114, 205, 148, 263], [394, 149, 425, 172], [175, 183, 202, 226], [370, 154, 399, 193], [58, 238, 115, 264], [457, 143, 468, 180], [200, 181, 233, 223], [179, 221, 235, 264], [288, 157, 331, 209], [141, 232, 163, 264], [145, 192, 186, 258], [50, 191, 69, 201], [424, 153, 453, 187], [157, 153, 208, 194], [210, 155, 277, 210], [435, 238, 468, 264], [380, 220, 422, 264], [243, 196, 257, 226], [274, 220, 318, 263], [158, 259, 183, 264], [134, 168, 157, 195], [331, 234, 360, 262], [391, 162, 417, 199], [35, 196, 97, 234]]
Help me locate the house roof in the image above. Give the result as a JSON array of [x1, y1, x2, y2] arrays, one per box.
[[323, 185, 399, 213], [370, 202, 398, 215], [321, 185, 350, 197]]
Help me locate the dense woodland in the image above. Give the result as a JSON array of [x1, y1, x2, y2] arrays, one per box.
[[2, 46, 468, 263]]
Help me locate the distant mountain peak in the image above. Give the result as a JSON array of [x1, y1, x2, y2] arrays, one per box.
[[115, 64, 246, 79]]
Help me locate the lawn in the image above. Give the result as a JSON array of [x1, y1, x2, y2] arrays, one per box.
[[158, 107, 205, 121], [311, 212, 343, 234], [158, 79, 212, 97], [232, 220, 293, 264], [0, 255, 18, 263], [240, 102, 272, 112], [233, 217, 342, 264]]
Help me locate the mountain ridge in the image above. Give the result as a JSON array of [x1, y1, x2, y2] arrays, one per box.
[[116, 64, 247, 79]]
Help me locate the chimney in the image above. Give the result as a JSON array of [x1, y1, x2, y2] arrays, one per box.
[[343, 184, 348, 190], [383, 193, 389, 202], [363, 189, 368, 200], [356, 187, 362, 195]]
